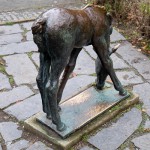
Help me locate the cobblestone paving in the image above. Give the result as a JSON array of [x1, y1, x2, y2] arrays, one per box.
[[0, 8, 47, 25], [0, 2, 84, 25], [0, 13, 150, 150]]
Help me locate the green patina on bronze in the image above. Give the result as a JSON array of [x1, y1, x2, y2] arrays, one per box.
[[36, 83, 129, 138]]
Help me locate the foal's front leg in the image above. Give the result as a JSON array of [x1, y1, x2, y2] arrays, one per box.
[[93, 36, 127, 96], [95, 44, 120, 90]]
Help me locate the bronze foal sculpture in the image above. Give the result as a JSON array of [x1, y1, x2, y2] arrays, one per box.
[[32, 4, 127, 131]]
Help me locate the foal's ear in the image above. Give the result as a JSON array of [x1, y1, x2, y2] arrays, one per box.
[[107, 13, 113, 26], [93, 0, 105, 5]]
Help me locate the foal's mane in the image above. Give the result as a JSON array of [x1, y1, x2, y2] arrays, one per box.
[[82, 3, 106, 13]]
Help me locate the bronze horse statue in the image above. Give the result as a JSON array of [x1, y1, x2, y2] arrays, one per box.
[[32, 4, 127, 131]]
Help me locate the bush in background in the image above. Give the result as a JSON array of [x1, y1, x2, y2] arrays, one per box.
[[85, 0, 150, 53], [106, 0, 150, 40]]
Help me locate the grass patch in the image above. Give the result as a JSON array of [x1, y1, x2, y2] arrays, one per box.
[[8, 75, 15, 86], [89, 73, 96, 77], [22, 28, 28, 37], [82, 134, 89, 142], [0, 65, 6, 74], [5, 22, 15, 25], [109, 105, 120, 112], [135, 103, 143, 110], [27, 52, 33, 59], [23, 28, 28, 34], [137, 125, 145, 133]]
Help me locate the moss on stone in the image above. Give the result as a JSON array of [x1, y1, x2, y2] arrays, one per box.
[[8, 75, 15, 86], [27, 52, 33, 59], [5, 22, 15, 25], [0, 65, 6, 74]]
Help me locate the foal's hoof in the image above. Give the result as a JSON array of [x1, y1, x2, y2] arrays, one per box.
[[95, 79, 105, 90], [96, 83, 105, 90], [57, 122, 66, 132], [46, 113, 51, 119], [119, 89, 127, 96]]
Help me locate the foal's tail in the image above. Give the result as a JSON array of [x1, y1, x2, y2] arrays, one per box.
[[31, 18, 47, 53], [32, 17, 46, 34], [109, 44, 120, 55]]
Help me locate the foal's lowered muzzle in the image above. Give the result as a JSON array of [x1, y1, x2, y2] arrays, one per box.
[[109, 43, 121, 55]]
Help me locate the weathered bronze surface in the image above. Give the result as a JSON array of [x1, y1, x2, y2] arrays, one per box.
[[32, 2, 127, 131], [36, 84, 129, 138]]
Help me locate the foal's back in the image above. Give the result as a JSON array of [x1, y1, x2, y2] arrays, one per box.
[[32, 6, 109, 52]]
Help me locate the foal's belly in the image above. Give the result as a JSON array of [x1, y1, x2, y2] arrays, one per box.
[[74, 38, 92, 48], [74, 25, 93, 48]]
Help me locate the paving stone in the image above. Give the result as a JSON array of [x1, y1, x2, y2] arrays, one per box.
[[33, 84, 38, 90], [88, 108, 142, 150], [0, 122, 22, 142], [144, 119, 150, 129], [116, 71, 143, 86], [7, 139, 29, 150], [61, 75, 95, 102], [0, 73, 11, 90], [0, 24, 22, 35], [132, 134, 150, 150], [80, 146, 94, 150], [84, 45, 97, 59], [32, 53, 39, 67], [133, 83, 150, 116], [110, 28, 126, 42], [111, 54, 130, 69], [0, 41, 38, 55], [4, 54, 38, 85], [74, 50, 95, 75], [0, 33, 22, 45], [21, 22, 33, 31], [116, 41, 150, 80], [0, 86, 34, 109], [4, 94, 41, 120], [26, 141, 52, 150], [131, 59, 150, 80], [26, 31, 33, 41]]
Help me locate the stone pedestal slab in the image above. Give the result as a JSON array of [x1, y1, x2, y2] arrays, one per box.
[[24, 84, 139, 150]]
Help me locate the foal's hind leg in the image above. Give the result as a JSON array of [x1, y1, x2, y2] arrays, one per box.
[[95, 56, 108, 90], [46, 58, 68, 131], [57, 48, 82, 104], [93, 36, 127, 96], [36, 53, 51, 117]]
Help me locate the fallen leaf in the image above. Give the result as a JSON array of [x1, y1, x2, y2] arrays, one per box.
[[142, 108, 146, 112], [70, 72, 77, 78]]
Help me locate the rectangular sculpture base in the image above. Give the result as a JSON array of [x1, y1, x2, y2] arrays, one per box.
[[24, 85, 139, 149], [37, 86, 129, 138]]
